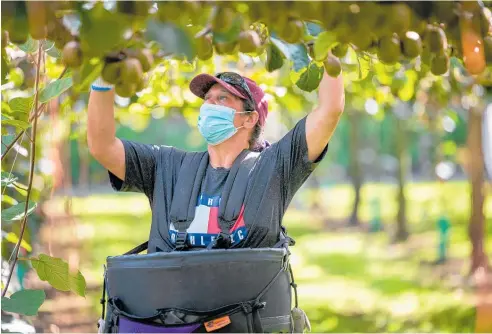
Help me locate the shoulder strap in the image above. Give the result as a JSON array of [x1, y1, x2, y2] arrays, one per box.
[[169, 152, 209, 231], [217, 150, 260, 233]]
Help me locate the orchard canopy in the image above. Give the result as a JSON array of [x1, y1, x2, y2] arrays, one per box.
[[1, 1, 492, 101]]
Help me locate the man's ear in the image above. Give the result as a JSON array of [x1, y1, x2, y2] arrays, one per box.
[[243, 111, 259, 129]]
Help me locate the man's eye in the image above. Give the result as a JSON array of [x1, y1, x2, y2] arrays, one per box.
[[219, 96, 227, 101]]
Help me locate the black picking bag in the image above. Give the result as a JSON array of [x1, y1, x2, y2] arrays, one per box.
[[101, 247, 296, 333]]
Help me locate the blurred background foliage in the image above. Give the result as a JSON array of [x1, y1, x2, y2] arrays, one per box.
[[1, 0, 492, 333]]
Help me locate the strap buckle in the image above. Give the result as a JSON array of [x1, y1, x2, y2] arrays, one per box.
[[174, 232, 188, 251], [208, 232, 231, 249]]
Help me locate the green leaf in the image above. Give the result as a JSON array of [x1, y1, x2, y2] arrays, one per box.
[[72, 60, 102, 93], [30, 254, 87, 297], [296, 62, 324, 92], [306, 22, 324, 36], [1, 202, 37, 222], [1, 134, 15, 149], [2, 101, 12, 114], [79, 3, 129, 58], [145, 19, 195, 60], [270, 36, 309, 72], [39, 77, 73, 103], [2, 231, 32, 252], [1, 171, 18, 186], [46, 46, 62, 59], [313, 31, 338, 62], [8, 96, 34, 120], [18, 36, 39, 53], [266, 42, 284, 72], [212, 16, 242, 44], [2, 119, 31, 130], [1, 289, 45, 316]]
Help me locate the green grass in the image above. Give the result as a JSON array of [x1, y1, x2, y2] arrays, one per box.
[[43, 181, 491, 332]]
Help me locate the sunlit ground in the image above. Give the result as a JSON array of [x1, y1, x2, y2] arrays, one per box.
[[41, 181, 492, 332]]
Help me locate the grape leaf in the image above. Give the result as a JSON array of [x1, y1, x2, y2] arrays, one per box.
[[313, 31, 338, 62]]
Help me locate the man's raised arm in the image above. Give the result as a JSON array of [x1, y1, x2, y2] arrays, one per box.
[[87, 86, 125, 180], [305, 71, 345, 162]]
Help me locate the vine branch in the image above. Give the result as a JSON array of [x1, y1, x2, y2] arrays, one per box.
[[2, 42, 43, 298], [1, 68, 66, 162]]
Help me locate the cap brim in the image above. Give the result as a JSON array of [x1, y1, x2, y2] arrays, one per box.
[[189, 74, 248, 100]]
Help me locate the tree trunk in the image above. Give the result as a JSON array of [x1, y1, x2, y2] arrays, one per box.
[[394, 116, 409, 241], [347, 110, 362, 226], [467, 107, 489, 274]]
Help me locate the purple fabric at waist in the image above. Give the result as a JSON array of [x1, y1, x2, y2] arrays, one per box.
[[118, 316, 201, 333]]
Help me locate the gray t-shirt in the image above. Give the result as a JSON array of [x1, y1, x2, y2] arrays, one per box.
[[109, 116, 328, 252]]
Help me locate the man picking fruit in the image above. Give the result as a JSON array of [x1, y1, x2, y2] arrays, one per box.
[[87, 69, 344, 252]]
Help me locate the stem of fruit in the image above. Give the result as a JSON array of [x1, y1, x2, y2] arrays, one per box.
[[2, 42, 43, 298]]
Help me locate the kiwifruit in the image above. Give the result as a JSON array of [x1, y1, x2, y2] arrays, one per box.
[[351, 32, 374, 51], [26, 1, 47, 40], [484, 35, 492, 63], [120, 58, 143, 83], [378, 35, 401, 65], [9, 2, 29, 45], [135, 48, 153, 72], [116, 1, 151, 17], [426, 25, 447, 54], [387, 3, 411, 35], [62, 41, 83, 68], [101, 61, 123, 85], [477, 8, 492, 37], [211, 7, 235, 34], [238, 30, 261, 54], [115, 82, 137, 98], [332, 43, 348, 58], [135, 77, 145, 92], [323, 54, 342, 77], [2, 31, 8, 48], [196, 35, 213, 60], [214, 41, 238, 55], [278, 19, 304, 44], [401, 31, 422, 59], [430, 53, 449, 75]]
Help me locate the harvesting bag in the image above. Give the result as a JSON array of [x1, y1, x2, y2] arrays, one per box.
[[99, 241, 299, 333]]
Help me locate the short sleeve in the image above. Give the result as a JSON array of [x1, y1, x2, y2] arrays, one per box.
[[108, 139, 172, 198], [274, 116, 328, 196]]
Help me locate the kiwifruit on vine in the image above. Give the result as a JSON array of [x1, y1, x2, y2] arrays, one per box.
[[62, 41, 83, 68], [3, 0, 492, 96], [323, 54, 342, 77]]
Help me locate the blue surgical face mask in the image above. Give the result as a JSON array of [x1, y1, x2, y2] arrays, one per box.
[[197, 103, 246, 145]]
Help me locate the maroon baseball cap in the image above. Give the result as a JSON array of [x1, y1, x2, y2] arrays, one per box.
[[189, 72, 269, 127]]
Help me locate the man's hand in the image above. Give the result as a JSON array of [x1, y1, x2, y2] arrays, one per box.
[[305, 71, 345, 162]]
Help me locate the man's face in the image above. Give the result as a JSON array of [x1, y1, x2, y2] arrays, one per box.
[[204, 83, 247, 128]]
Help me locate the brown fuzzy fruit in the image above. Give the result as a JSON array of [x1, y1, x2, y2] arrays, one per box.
[[401, 31, 422, 59], [323, 54, 342, 77], [62, 41, 83, 68], [431, 53, 449, 75], [238, 30, 261, 54], [135, 49, 153, 72], [378, 35, 401, 65], [120, 58, 143, 83], [115, 82, 136, 98], [196, 35, 213, 60]]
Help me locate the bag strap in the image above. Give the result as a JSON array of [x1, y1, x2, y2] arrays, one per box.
[[169, 152, 209, 232], [217, 150, 259, 233]]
